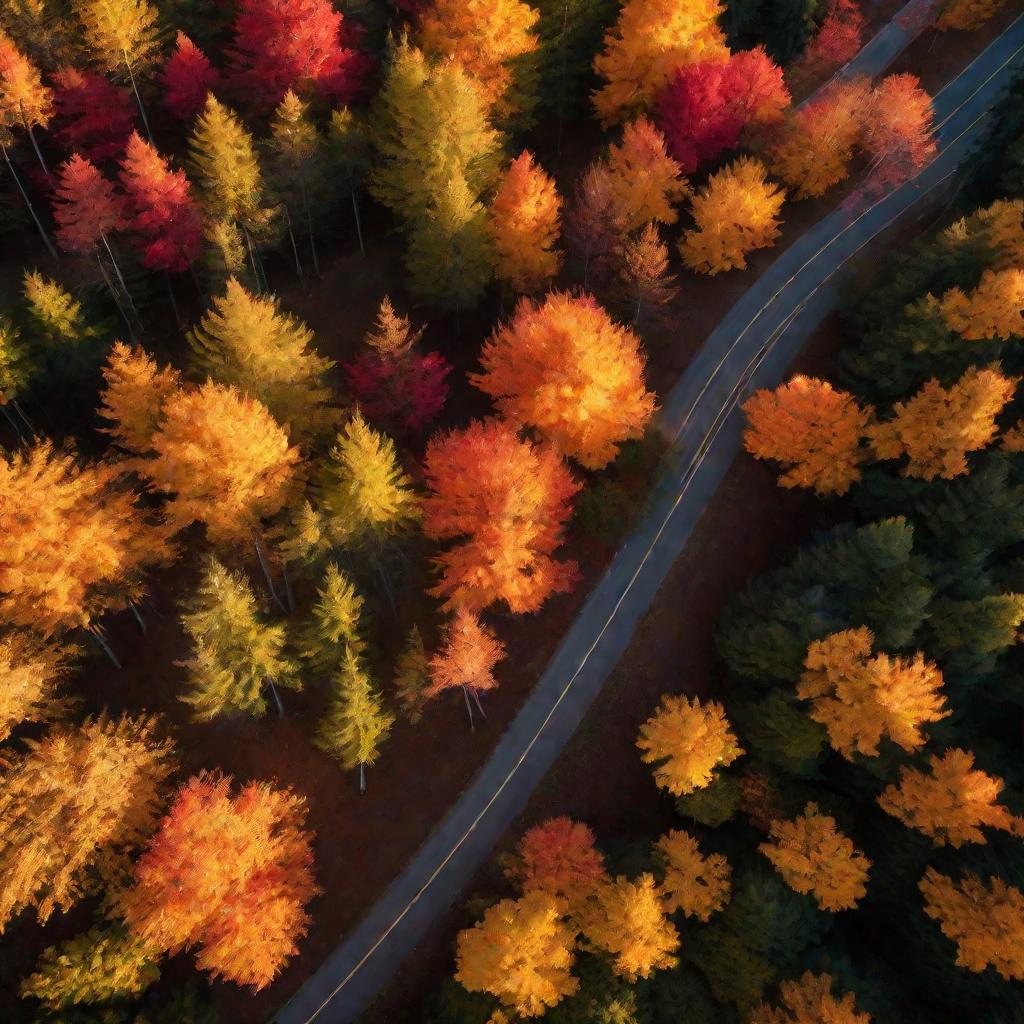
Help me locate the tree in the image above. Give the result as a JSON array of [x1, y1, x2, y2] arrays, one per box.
[[22, 270, 95, 350], [426, 609, 506, 722], [861, 73, 936, 193], [119, 132, 203, 273], [918, 868, 1024, 980], [179, 557, 299, 721], [878, 748, 1022, 847], [51, 67, 137, 162], [591, 0, 728, 125], [327, 105, 371, 253], [604, 116, 689, 232], [161, 32, 220, 122], [393, 625, 429, 723], [868, 365, 1017, 480], [0, 29, 52, 174], [680, 156, 785, 274], [316, 645, 394, 791], [655, 48, 789, 173], [226, 0, 370, 112], [636, 695, 744, 797], [0, 631, 71, 745], [797, 627, 949, 759], [489, 151, 563, 293], [940, 268, 1024, 340], [742, 375, 874, 496], [564, 162, 620, 286], [614, 223, 678, 324], [0, 714, 175, 930], [749, 971, 871, 1024], [343, 297, 451, 433], [188, 277, 335, 438], [581, 874, 679, 981], [0, 442, 172, 635], [509, 818, 608, 915], [937, 0, 1007, 30], [117, 771, 317, 990], [99, 341, 181, 454], [145, 381, 300, 544], [0, 314, 32, 406], [298, 562, 364, 674], [52, 154, 125, 256], [418, 0, 541, 123], [789, 0, 865, 87], [455, 891, 579, 1016], [655, 829, 731, 922], [759, 803, 871, 912], [20, 925, 160, 1009], [473, 291, 656, 469], [422, 419, 580, 613]]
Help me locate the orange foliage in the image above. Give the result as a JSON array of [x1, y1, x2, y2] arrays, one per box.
[[473, 291, 656, 469], [0, 632, 71, 745], [742, 375, 873, 495], [426, 609, 506, 701], [510, 817, 608, 914], [605, 117, 689, 232], [52, 154, 125, 254], [655, 828, 731, 921], [750, 971, 871, 1024], [937, 0, 1008, 30], [861, 73, 936, 191], [0, 30, 52, 131], [99, 341, 181, 454], [939, 268, 1024, 340]]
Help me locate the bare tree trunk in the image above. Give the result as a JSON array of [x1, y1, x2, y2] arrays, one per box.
[[253, 530, 287, 613], [282, 205, 305, 287], [471, 687, 487, 718], [462, 685, 475, 730], [350, 187, 365, 256], [92, 628, 122, 670], [282, 560, 296, 614], [11, 400, 35, 435], [164, 271, 182, 324], [101, 233, 140, 329], [21, 108, 49, 177], [124, 51, 154, 144], [1, 404, 24, 442], [96, 252, 135, 337], [359, 761, 366, 794], [1, 142, 58, 260], [129, 602, 147, 634], [241, 222, 263, 293], [300, 177, 320, 276], [267, 677, 285, 717]]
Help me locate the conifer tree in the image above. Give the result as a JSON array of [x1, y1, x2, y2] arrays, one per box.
[[423, 419, 581, 613], [655, 829, 731, 922], [316, 644, 394, 791], [474, 291, 656, 469], [564, 161, 620, 287], [188, 277, 335, 439], [426, 609, 506, 723], [328, 106, 372, 254], [52, 154, 126, 258], [489, 151, 563, 294], [161, 32, 220, 122], [0, 631, 72, 745], [615, 222, 678, 325], [0, 714, 175, 930], [179, 557, 299, 721], [861, 73, 936, 194], [98, 341, 180, 454], [0, 314, 32, 407], [788, 0, 865, 87], [298, 562, 365, 674], [0, 29, 52, 175], [22, 270, 95, 350], [939, 268, 1024, 341], [51, 67, 138, 163], [749, 971, 871, 1024], [393, 624, 429, 724]]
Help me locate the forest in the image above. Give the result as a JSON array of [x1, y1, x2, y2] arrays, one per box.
[[0, 0, 1018, 1019]]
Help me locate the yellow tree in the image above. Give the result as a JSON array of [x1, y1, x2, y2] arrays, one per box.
[[636, 695, 744, 796], [0, 714, 175, 930], [188, 278, 336, 439], [473, 291, 656, 469], [99, 341, 181, 454], [680, 156, 785, 274], [798, 627, 949, 760], [919, 868, 1024, 980], [655, 829, 731, 922], [298, 562, 365, 673], [605, 117, 689, 232], [750, 971, 872, 1024], [581, 873, 679, 981], [592, 0, 728, 125], [939, 268, 1024, 341], [455, 891, 578, 1016], [759, 803, 871, 911], [868, 365, 1017, 480], [23, 270, 96, 349], [0, 632, 72, 745], [0, 29, 52, 174], [878, 748, 1022, 847], [489, 150, 563, 293], [742, 375, 874, 496]]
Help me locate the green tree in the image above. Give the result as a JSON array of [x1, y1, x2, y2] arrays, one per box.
[[297, 562, 365, 675]]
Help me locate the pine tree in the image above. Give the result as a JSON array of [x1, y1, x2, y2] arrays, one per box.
[[0, 314, 32, 406], [473, 291, 656, 469], [393, 625, 429, 723], [655, 829, 731, 922], [489, 151, 563, 294], [426, 609, 506, 722], [614, 223, 678, 325], [423, 419, 581, 613], [51, 67, 137, 162], [117, 770, 317, 990], [0, 29, 52, 174], [298, 562, 365, 674], [0, 714, 175, 929], [179, 557, 299, 721], [940, 268, 1024, 340], [327, 106, 372, 253], [749, 971, 871, 1024], [98, 341, 181, 454], [52, 154, 126, 256], [0, 631, 72, 745], [22, 270, 95, 350], [564, 161, 620, 287], [161, 32, 220, 122], [316, 645, 394, 791]]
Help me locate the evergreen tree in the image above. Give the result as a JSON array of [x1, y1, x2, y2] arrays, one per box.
[[160, 32, 220, 122], [298, 562, 365, 674], [393, 625, 429, 724]]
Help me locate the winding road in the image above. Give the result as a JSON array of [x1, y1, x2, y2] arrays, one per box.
[[272, 13, 1024, 1024]]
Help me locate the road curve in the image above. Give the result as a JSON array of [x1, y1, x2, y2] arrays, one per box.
[[272, 16, 1024, 1024]]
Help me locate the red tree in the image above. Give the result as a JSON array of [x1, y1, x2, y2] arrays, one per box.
[[52, 154, 125, 254], [51, 67, 137, 162], [160, 32, 220, 123], [791, 0, 865, 86], [861, 73, 936, 193], [226, 0, 371, 112], [119, 133, 203, 272], [655, 48, 790, 173]]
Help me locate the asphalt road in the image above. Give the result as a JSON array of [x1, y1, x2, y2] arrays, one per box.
[[272, 14, 1024, 1024]]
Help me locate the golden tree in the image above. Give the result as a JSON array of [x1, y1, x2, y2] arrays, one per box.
[[937, 0, 1007, 29], [0, 632, 72, 745], [298, 562, 365, 672], [749, 971, 871, 1024], [592, 0, 728, 125], [425, 609, 506, 723], [98, 341, 181, 454], [581, 873, 679, 981], [759, 803, 871, 911], [939, 268, 1024, 341], [742, 375, 874, 496], [0, 29, 52, 173], [473, 291, 656, 469], [605, 117, 689, 232], [636, 695, 743, 796], [489, 150, 563, 293], [798, 627, 949, 760], [655, 829, 731, 921], [919, 868, 1024, 980], [393, 625, 429, 724], [868, 365, 1017, 480], [0, 714, 175, 930], [878, 748, 1022, 847]]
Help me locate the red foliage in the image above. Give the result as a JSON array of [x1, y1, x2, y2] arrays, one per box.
[[512, 818, 608, 903], [119, 133, 203, 272], [50, 67, 137, 163], [344, 349, 450, 434], [161, 32, 220, 123], [52, 153, 126, 254], [226, 0, 372, 112], [861, 72, 936, 193], [655, 48, 789, 173], [794, 0, 865, 83]]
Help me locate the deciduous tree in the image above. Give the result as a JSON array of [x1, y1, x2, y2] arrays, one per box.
[[0, 29, 52, 173], [564, 161, 620, 286], [161, 32, 220, 122], [473, 291, 656, 469], [655, 829, 731, 921], [52, 154, 125, 256], [749, 971, 871, 1024], [51, 67, 137, 162], [861, 73, 936, 193], [615, 222, 678, 324], [937, 0, 1007, 31], [0, 632, 71, 745], [98, 342, 181, 454], [509, 817, 608, 914], [788, 0, 864, 87], [426, 609, 506, 721], [940, 267, 1024, 340]]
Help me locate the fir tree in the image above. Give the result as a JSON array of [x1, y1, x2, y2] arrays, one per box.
[[393, 624, 429, 724], [298, 562, 365, 675]]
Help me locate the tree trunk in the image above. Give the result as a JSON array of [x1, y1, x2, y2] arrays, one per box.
[[282, 560, 296, 614], [11, 399, 35, 435], [301, 177, 320, 276], [462, 685, 475, 730], [555, 0, 571, 160], [282, 205, 306, 287], [1, 404, 24, 442], [124, 51, 154, 144], [350, 187, 365, 256], [164, 271, 181, 324], [359, 761, 366, 794], [241, 222, 263, 293], [96, 251, 135, 337], [129, 602, 147, 634], [253, 530, 287, 614], [100, 233, 140, 328], [92, 629, 122, 670], [21, 109, 49, 177], [1, 142, 58, 260], [471, 687, 487, 718], [267, 677, 285, 718]]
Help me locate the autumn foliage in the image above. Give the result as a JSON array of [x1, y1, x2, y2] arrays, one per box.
[[426, 609, 506, 705], [937, 0, 1008, 31], [0, 632, 70, 744], [509, 817, 608, 913], [161, 32, 220, 122], [861, 73, 937, 193], [0, 30, 52, 134], [51, 67, 136, 162], [99, 342, 181, 454], [940, 268, 1024, 340], [750, 971, 871, 1024], [789, 0, 865, 86], [52, 154, 125, 255], [656, 828, 731, 921]]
